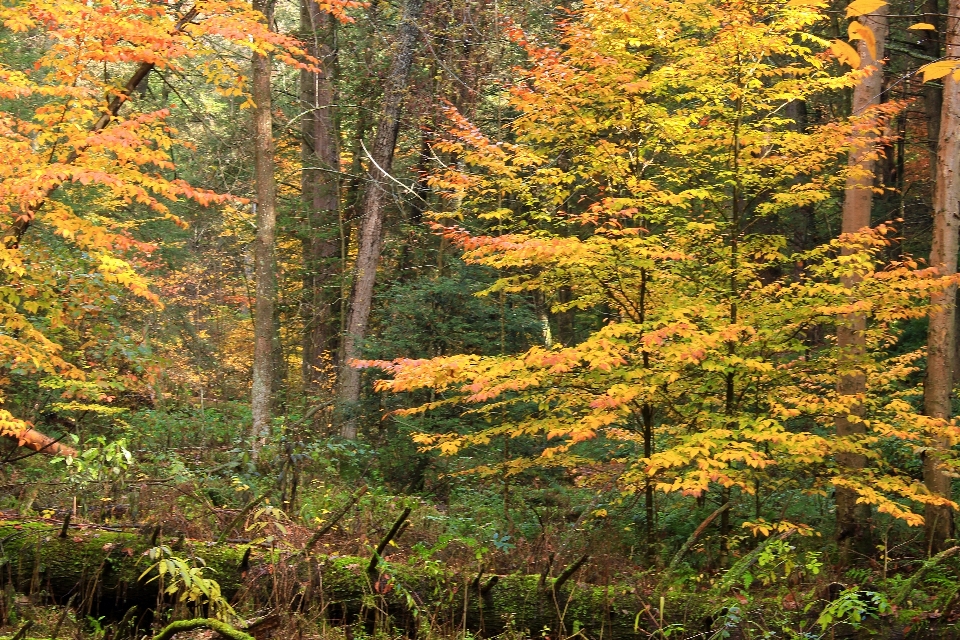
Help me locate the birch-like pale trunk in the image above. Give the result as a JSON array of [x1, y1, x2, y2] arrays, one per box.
[[835, 5, 887, 560], [250, 0, 278, 460]]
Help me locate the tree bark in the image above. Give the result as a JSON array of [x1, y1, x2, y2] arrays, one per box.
[[835, 5, 887, 561], [250, 0, 279, 459], [7, 426, 77, 457], [922, 0, 942, 175], [337, 0, 426, 439], [924, 0, 960, 553], [300, 0, 342, 401]]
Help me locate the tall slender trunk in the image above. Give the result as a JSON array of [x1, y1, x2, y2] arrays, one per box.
[[923, 0, 942, 176], [300, 0, 341, 400], [337, 0, 426, 439], [834, 5, 887, 560], [250, 0, 278, 459], [924, 0, 960, 553]]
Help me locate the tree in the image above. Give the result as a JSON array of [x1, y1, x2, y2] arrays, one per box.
[[250, 0, 280, 459], [364, 0, 957, 542], [0, 0, 310, 454], [835, 0, 888, 559], [337, 0, 426, 439], [299, 0, 343, 401], [923, 0, 960, 552]]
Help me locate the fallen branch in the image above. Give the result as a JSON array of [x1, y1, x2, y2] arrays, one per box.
[[665, 502, 730, 576], [895, 545, 960, 605], [716, 528, 796, 594], [9, 426, 77, 457], [302, 485, 368, 553], [11, 620, 33, 640], [368, 507, 411, 576], [552, 554, 589, 597], [0, 521, 645, 639], [217, 496, 266, 544]]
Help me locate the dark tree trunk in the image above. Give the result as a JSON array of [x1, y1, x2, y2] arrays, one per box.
[[337, 0, 426, 439], [300, 0, 342, 401]]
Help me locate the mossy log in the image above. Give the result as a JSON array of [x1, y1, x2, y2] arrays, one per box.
[[151, 618, 254, 640], [0, 521, 674, 638]]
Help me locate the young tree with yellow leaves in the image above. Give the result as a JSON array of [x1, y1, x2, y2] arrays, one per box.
[[362, 0, 960, 557], [0, 0, 311, 454]]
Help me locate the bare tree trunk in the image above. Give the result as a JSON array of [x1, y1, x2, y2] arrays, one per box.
[[923, 0, 942, 174], [250, 0, 278, 460], [924, 0, 960, 553], [835, 6, 887, 561], [300, 0, 341, 401], [337, 0, 425, 439]]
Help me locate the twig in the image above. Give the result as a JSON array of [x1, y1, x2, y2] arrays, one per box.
[[216, 495, 265, 545], [50, 593, 77, 640], [11, 620, 33, 640], [59, 513, 71, 538], [552, 554, 589, 596], [367, 507, 412, 576], [302, 486, 368, 553]]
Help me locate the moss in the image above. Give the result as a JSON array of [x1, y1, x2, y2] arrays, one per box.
[[0, 523, 649, 637]]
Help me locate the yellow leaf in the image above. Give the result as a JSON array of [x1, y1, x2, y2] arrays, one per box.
[[907, 22, 937, 30], [848, 22, 876, 60], [830, 40, 861, 68], [845, 0, 887, 17], [921, 60, 960, 82]]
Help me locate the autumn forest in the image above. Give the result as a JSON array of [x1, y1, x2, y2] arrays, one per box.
[[3, 0, 960, 635]]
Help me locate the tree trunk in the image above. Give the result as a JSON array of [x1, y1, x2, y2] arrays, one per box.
[[6, 425, 77, 457], [337, 0, 426, 439], [300, 0, 342, 401], [250, 0, 278, 460], [922, 0, 942, 175], [924, 0, 960, 554], [835, 5, 887, 561]]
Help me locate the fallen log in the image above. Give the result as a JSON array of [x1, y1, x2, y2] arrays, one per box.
[[9, 426, 77, 457], [152, 618, 253, 640], [0, 521, 667, 638]]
